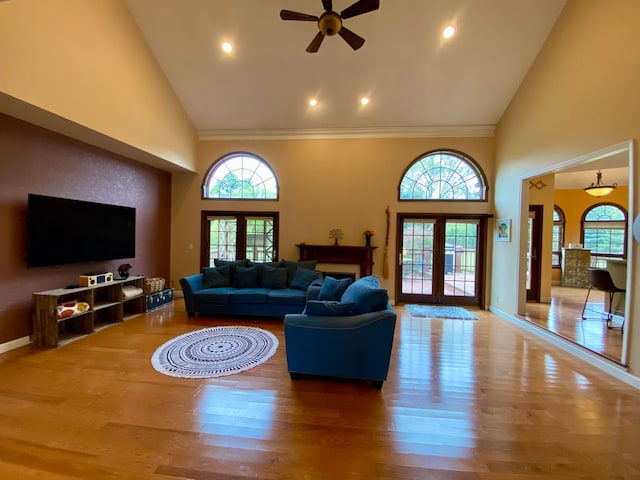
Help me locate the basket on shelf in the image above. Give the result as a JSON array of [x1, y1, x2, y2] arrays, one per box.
[[144, 277, 166, 294]]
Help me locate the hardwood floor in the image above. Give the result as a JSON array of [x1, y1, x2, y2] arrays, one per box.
[[522, 286, 625, 363], [1, 300, 639, 479]]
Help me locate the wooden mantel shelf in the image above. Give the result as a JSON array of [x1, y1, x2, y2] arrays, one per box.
[[296, 243, 377, 278]]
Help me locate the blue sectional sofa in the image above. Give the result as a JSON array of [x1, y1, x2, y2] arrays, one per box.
[[284, 275, 397, 388], [180, 259, 323, 318]]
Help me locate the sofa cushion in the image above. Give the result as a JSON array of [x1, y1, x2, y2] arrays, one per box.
[[267, 289, 307, 305], [232, 265, 258, 288], [318, 276, 351, 301], [290, 267, 323, 290], [341, 275, 389, 315], [228, 288, 270, 304], [202, 265, 232, 288], [194, 287, 234, 304], [261, 266, 289, 289], [280, 259, 318, 285], [304, 300, 355, 316]]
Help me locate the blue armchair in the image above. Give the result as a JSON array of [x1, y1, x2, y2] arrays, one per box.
[[284, 304, 396, 389]]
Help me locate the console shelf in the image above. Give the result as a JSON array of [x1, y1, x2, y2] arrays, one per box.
[[33, 276, 145, 347]]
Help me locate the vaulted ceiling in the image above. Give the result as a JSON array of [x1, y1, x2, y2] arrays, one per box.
[[125, 0, 566, 138]]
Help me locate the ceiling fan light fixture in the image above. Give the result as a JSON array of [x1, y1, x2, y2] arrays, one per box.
[[584, 170, 617, 197], [318, 12, 342, 36]]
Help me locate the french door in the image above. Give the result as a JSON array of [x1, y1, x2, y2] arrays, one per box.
[[526, 205, 543, 301], [201, 211, 279, 267], [396, 214, 488, 307]]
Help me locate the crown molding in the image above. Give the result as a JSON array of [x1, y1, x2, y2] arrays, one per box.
[[198, 125, 495, 141]]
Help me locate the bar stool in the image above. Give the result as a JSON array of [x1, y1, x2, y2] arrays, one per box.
[[581, 268, 625, 331]]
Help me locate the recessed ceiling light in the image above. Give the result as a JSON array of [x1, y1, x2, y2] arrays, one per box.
[[221, 42, 233, 54], [360, 97, 369, 106], [308, 98, 318, 107], [443, 25, 455, 39]]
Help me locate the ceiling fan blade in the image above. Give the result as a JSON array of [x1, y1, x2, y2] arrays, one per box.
[[322, 0, 332, 12], [338, 26, 365, 50], [306, 31, 325, 53], [340, 0, 379, 19], [280, 10, 318, 21]]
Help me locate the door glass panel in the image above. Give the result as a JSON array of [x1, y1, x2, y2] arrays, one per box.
[[208, 217, 237, 265], [444, 220, 478, 297], [401, 220, 435, 295], [245, 217, 275, 262]]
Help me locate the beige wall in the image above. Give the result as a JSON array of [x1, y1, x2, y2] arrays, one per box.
[[171, 136, 495, 300], [529, 174, 556, 301], [0, 0, 196, 171], [495, 0, 640, 375]]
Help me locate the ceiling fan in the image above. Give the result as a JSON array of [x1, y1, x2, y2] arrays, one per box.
[[280, 0, 380, 53]]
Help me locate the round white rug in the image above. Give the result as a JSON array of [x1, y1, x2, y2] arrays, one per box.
[[151, 326, 279, 378]]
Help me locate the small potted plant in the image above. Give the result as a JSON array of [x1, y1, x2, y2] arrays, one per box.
[[117, 263, 132, 279]]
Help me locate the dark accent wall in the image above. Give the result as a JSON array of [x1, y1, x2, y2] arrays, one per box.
[[0, 114, 171, 345]]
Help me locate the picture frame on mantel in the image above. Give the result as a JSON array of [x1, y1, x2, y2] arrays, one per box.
[[496, 218, 511, 242]]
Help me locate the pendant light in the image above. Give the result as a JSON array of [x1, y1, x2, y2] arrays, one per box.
[[584, 170, 617, 197]]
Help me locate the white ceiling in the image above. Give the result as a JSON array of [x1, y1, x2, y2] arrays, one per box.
[[124, 0, 567, 138]]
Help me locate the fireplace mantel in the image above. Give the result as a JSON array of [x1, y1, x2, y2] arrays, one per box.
[[296, 244, 377, 278]]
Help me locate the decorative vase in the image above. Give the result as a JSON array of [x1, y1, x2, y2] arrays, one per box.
[[365, 236, 371, 247], [119, 271, 130, 280]]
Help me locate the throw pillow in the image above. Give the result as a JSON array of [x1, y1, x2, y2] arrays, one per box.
[[231, 265, 258, 288], [289, 267, 323, 290], [280, 259, 318, 284], [341, 275, 389, 315], [260, 266, 289, 289], [304, 300, 355, 316], [202, 265, 231, 288], [214, 258, 249, 268], [318, 276, 351, 301], [248, 261, 281, 287]]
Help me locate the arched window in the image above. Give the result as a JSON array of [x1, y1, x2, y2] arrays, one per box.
[[203, 152, 278, 200], [581, 203, 627, 265], [552, 205, 565, 268], [399, 149, 487, 201]]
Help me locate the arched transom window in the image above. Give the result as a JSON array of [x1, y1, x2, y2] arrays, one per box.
[[581, 203, 627, 263], [203, 152, 278, 200], [399, 150, 487, 200]]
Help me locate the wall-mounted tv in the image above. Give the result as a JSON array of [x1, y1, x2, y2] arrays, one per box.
[[27, 194, 136, 267]]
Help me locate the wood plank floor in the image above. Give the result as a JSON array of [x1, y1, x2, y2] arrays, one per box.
[[0, 300, 639, 479], [522, 286, 624, 363]]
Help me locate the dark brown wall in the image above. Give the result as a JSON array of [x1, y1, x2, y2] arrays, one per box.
[[0, 114, 171, 344]]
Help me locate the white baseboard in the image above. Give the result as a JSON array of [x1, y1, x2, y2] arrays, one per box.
[[490, 305, 640, 390], [0, 336, 31, 354]]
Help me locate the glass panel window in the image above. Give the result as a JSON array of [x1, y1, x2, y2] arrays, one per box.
[[203, 152, 278, 200], [399, 150, 487, 201], [202, 212, 278, 267], [552, 206, 565, 267], [581, 203, 627, 264]]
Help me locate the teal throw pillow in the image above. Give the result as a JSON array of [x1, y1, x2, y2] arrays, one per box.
[[305, 300, 355, 316], [280, 259, 318, 284], [214, 258, 249, 268], [202, 265, 231, 288], [318, 276, 351, 301], [260, 266, 289, 289], [341, 276, 388, 315], [290, 267, 323, 290], [232, 266, 258, 288]]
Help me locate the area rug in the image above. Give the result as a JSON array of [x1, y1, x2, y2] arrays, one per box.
[[405, 305, 478, 320], [151, 326, 279, 378]]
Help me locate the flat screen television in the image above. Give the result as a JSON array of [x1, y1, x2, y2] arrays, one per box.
[[27, 194, 136, 268]]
